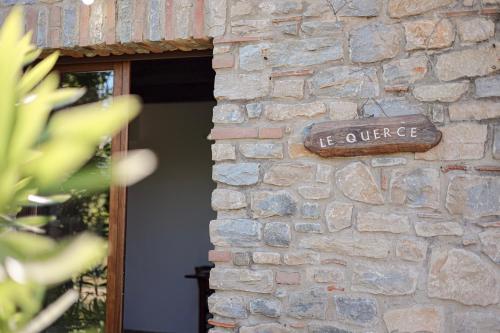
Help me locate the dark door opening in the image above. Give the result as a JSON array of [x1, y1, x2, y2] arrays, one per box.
[[123, 56, 216, 333]]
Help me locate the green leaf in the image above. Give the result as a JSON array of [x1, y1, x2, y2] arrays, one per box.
[[18, 52, 59, 97], [0, 232, 57, 261], [23, 233, 107, 285], [47, 95, 141, 144]]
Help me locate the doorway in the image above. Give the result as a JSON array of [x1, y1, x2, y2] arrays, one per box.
[[123, 57, 216, 333]]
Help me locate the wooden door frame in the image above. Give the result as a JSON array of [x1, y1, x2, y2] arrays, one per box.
[[55, 61, 130, 333]]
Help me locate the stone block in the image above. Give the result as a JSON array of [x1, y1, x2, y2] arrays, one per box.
[[288, 287, 328, 319], [276, 271, 300, 285], [209, 268, 274, 293], [446, 175, 500, 218], [325, 202, 353, 232], [263, 162, 315, 186], [239, 43, 269, 71], [251, 191, 297, 218], [240, 323, 289, 333], [208, 294, 248, 319], [336, 162, 384, 205], [388, 0, 455, 17], [452, 310, 500, 333], [382, 56, 428, 84], [213, 104, 245, 124], [415, 221, 464, 237], [301, 20, 343, 36], [403, 19, 454, 50], [269, 37, 343, 68], [327, 101, 358, 121], [298, 185, 331, 200], [449, 101, 500, 120], [249, 298, 282, 318], [214, 72, 270, 100], [210, 219, 261, 247], [316, 164, 332, 183], [351, 263, 418, 295], [457, 17, 495, 42], [435, 47, 500, 81], [311, 66, 379, 98], [233, 252, 251, 266], [240, 143, 284, 159], [357, 212, 411, 234], [246, 103, 263, 119], [283, 252, 320, 265], [211, 189, 247, 210], [413, 82, 469, 102], [415, 123, 487, 160], [371, 157, 407, 167], [476, 75, 500, 98], [252, 252, 280, 265], [263, 222, 291, 247], [309, 267, 345, 287], [334, 295, 378, 327], [212, 144, 236, 161], [272, 79, 304, 99], [264, 102, 326, 121], [479, 229, 500, 264], [395, 239, 428, 262], [328, 0, 381, 16], [428, 248, 499, 305], [363, 98, 426, 117], [301, 202, 321, 219], [350, 23, 402, 63], [383, 306, 443, 333], [494, 126, 500, 159], [213, 163, 260, 186], [294, 222, 322, 234], [389, 168, 440, 209]]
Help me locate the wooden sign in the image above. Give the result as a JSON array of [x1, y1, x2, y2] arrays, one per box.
[[304, 115, 442, 157]]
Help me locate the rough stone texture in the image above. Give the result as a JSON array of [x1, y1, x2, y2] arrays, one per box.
[[246, 103, 263, 119], [240, 324, 289, 333], [253, 252, 280, 265], [214, 72, 270, 100], [452, 310, 500, 333], [263, 222, 291, 247], [298, 185, 331, 200], [390, 168, 440, 209], [382, 56, 428, 84], [269, 37, 343, 68], [457, 18, 495, 43], [435, 47, 500, 82], [311, 66, 380, 98], [325, 202, 353, 232], [388, 0, 455, 17], [475, 75, 500, 98], [363, 98, 426, 117], [263, 162, 315, 186], [295, 223, 322, 234], [310, 267, 346, 286], [264, 102, 326, 121], [329, 0, 381, 17], [233, 252, 251, 266], [210, 219, 261, 247], [301, 202, 321, 219], [288, 287, 328, 319], [351, 263, 418, 295], [210, 268, 274, 293], [251, 191, 297, 218], [249, 298, 282, 318], [395, 239, 428, 262], [413, 82, 469, 102], [212, 143, 236, 161], [428, 248, 499, 306], [299, 233, 391, 259], [213, 104, 245, 123], [239, 43, 269, 71], [449, 101, 500, 120], [403, 19, 454, 50], [479, 229, 500, 264], [416, 123, 487, 161], [272, 79, 304, 99], [415, 221, 464, 237], [494, 126, 500, 160], [334, 295, 378, 327], [208, 294, 248, 319], [337, 162, 384, 205], [213, 163, 260, 186], [212, 189, 247, 210], [350, 23, 402, 63], [446, 175, 500, 218], [371, 157, 407, 168], [383, 306, 443, 333], [357, 212, 411, 234], [240, 143, 284, 159], [327, 101, 358, 121], [283, 252, 320, 265]]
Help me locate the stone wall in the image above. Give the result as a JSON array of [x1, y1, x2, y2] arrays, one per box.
[[4, 0, 500, 332], [207, 1, 500, 332]]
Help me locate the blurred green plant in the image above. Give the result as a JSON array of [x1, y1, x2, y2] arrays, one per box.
[[0, 8, 155, 333]]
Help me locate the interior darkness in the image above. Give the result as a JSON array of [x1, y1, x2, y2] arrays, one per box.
[[123, 56, 216, 333], [131, 56, 215, 103]]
